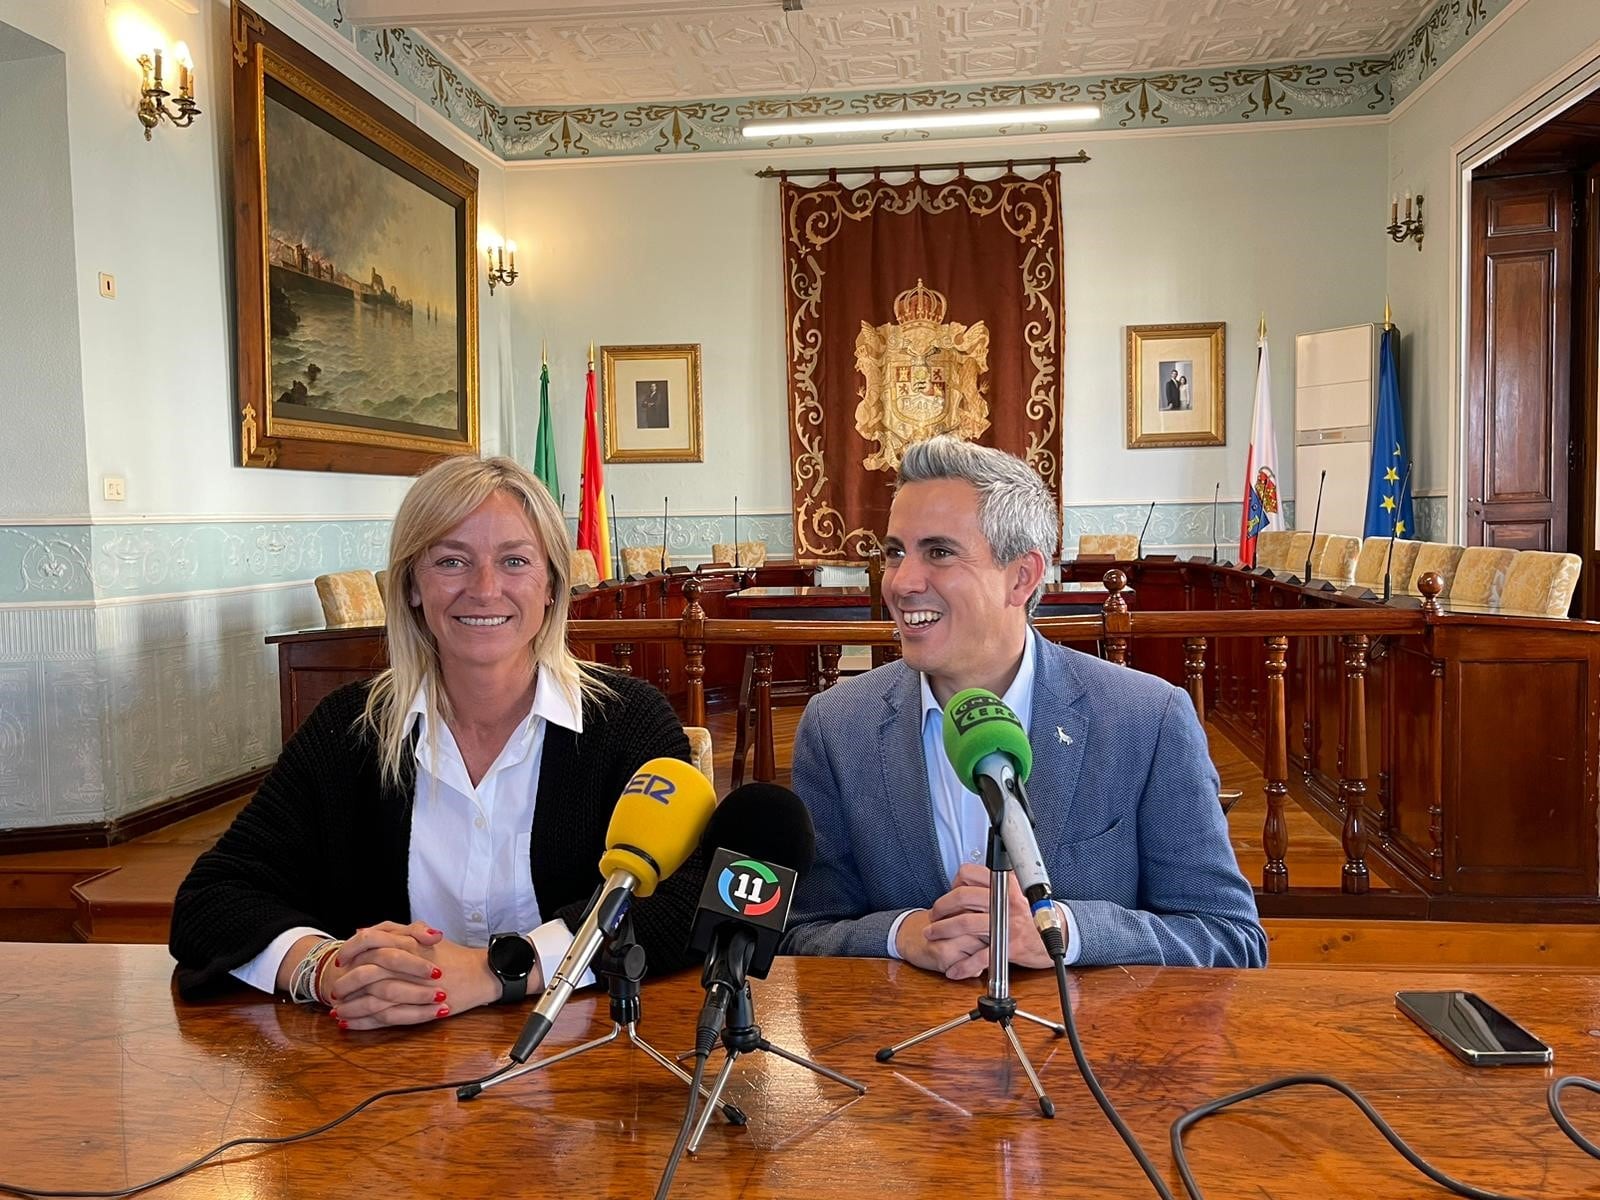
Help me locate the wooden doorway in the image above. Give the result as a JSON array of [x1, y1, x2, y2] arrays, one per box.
[[1467, 90, 1600, 614]]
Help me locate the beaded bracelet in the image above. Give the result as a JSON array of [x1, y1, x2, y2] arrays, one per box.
[[288, 937, 344, 1006]]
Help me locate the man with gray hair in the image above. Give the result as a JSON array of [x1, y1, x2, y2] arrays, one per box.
[[781, 435, 1264, 972]]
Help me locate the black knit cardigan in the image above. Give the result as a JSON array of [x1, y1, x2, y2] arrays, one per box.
[[169, 673, 699, 998]]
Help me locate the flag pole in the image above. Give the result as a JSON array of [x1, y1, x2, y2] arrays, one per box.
[[1384, 297, 1393, 332]]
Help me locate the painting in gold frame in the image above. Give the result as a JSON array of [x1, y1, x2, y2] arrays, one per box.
[[1125, 322, 1226, 449], [231, 2, 479, 475], [601, 344, 704, 464]]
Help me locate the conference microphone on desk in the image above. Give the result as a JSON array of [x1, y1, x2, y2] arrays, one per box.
[[687, 782, 815, 1037], [1135, 499, 1155, 561], [942, 689, 1065, 957], [507, 757, 717, 1064]]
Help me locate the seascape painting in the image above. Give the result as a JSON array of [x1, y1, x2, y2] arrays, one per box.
[[264, 86, 463, 439]]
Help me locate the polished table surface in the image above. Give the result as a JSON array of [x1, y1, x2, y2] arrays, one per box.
[[5, 945, 1598, 1198]]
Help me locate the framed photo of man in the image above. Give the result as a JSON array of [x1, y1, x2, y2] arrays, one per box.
[[601, 344, 704, 463], [1125, 322, 1225, 449]]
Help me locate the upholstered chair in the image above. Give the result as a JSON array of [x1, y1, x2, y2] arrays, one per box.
[[313, 569, 384, 627], [620, 546, 669, 577], [1254, 530, 1292, 570], [1316, 535, 1361, 585], [1284, 532, 1314, 577], [375, 568, 388, 597], [1499, 551, 1582, 616], [684, 725, 715, 782], [1304, 533, 1330, 577], [1406, 543, 1466, 595], [1449, 547, 1518, 607], [569, 548, 601, 590], [711, 541, 768, 567], [1077, 533, 1139, 559], [1352, 537, 1422, 591]]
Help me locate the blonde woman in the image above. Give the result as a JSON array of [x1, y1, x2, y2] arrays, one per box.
[[171, 456, 697, 1029]]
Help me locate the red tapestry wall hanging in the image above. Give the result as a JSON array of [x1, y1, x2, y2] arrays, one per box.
[[782, 170, 1064, 564]]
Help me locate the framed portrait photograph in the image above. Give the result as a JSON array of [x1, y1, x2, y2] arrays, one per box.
[[1125, 322, 1225, 449], [232, 2, 479, 475], [601, 344, 704, 463]]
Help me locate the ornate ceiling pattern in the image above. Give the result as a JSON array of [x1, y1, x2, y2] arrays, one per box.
[[292, 0, 1505, 159]]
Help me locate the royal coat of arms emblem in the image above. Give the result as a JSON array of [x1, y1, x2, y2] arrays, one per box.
[[854, 280, 990, 472]]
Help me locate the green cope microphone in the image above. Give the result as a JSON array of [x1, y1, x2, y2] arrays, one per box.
[[941, 688, 1064, 950]]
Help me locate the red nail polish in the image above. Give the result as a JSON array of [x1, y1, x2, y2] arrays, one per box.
[[436, 1005, 450, 1018], [333, 957, 342, 967], [338, 1019, 350, 1031], [434, 990, 447, 1003], [427, 928, 442, 936], [328, 1009, 339, 1020], [430, 966, 443, 980]]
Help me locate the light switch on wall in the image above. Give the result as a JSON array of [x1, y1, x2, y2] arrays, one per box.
[[103, 476, 126, 501]]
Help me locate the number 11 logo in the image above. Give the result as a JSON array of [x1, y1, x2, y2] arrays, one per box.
[[718, 859, 782, 917]]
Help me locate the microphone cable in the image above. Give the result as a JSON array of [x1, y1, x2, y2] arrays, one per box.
[[0, 1057, 522, 1200], [1043, 930, 1600, 1200], [654, 1017, 723, 1200]]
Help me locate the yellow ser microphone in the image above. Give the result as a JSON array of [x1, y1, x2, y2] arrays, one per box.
[[509, 757, 716, 1062]]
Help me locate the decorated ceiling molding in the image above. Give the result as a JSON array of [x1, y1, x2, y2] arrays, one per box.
[[297, 0, 1509, 159]]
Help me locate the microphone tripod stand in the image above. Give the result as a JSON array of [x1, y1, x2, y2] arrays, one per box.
[[460, 914, 747, 1126], [685, 977, 866, 1153], [875, 826, 1066, 1117]]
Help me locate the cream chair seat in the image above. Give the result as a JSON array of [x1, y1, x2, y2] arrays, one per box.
[[1500, 550, 1582, 616], [313, 569, 384, 627], [1316, 535, 1361, 585], [1450, 547, 1517, 607], [620, 546, 669, 577], [1283, 532, 1314, 577], [1406, 542, 1466, 595], [684, 726, 714, 782], [570, 548, 601, 590], [1253, 530, 1292, 570], [1077, 533, 1139, 559], [1352, 537, 1421, 591], [712, 541, 768, 567]]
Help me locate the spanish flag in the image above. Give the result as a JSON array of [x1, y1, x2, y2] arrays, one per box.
[[577, 344, 613, 580]]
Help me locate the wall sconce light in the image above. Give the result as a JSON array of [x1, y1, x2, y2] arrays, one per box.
[[487, 241, 518, 295], [1387, 191, 1424, 250], [137, 42, 201, 140]]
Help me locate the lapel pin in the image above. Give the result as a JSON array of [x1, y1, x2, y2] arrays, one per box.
[[1057, 727, 1072, 745]]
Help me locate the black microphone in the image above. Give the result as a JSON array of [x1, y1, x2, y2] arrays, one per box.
[[1135, 499, 1155, 560], [688, 783, 816, 1036], [660, 496, 669, 574], [1211, 482, 1220, 563], [732, 495, 741, 568], [1302, 469, 1326, 582], [1382, 458, 1414, 602]]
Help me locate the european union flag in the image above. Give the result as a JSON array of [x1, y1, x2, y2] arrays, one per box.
[[1364, 326, 1415, 539]]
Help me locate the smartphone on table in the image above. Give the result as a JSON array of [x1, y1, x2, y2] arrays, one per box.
[[1396, 991, 1553, 1067]]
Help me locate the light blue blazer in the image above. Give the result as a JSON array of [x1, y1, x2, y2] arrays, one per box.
[[781, 632, 1267, 968]]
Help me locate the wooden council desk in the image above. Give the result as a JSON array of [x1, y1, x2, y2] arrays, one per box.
[[5, 945, 1597, 1198]]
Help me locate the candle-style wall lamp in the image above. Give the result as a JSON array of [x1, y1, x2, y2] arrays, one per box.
[[1387, 191, 1424, 250], [487, 241, 518, 294], [137, 41, 201, 140]]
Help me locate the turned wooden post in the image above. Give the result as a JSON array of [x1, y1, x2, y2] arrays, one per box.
[[819, 643, 841, 691], [1102, 568, 1130, 666], [1418, 571, 1445, 615], [683, 578, 706, 728], [1183, 637, 1207, 724], [615, 641, 634, 676], [1261, 634, 1290, 893], [1339, 633, 1371, 894], [754, 644, 776, 782]]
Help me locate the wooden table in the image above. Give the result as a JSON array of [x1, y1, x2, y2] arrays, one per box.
[[6, 945, 1597, 1198]]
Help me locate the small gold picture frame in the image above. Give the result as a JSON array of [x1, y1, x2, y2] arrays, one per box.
[[601, 343, 704, 464], [1125, 322, 1226, 449]]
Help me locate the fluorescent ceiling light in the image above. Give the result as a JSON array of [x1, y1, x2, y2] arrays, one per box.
[[742, 104, 1101, 139]]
